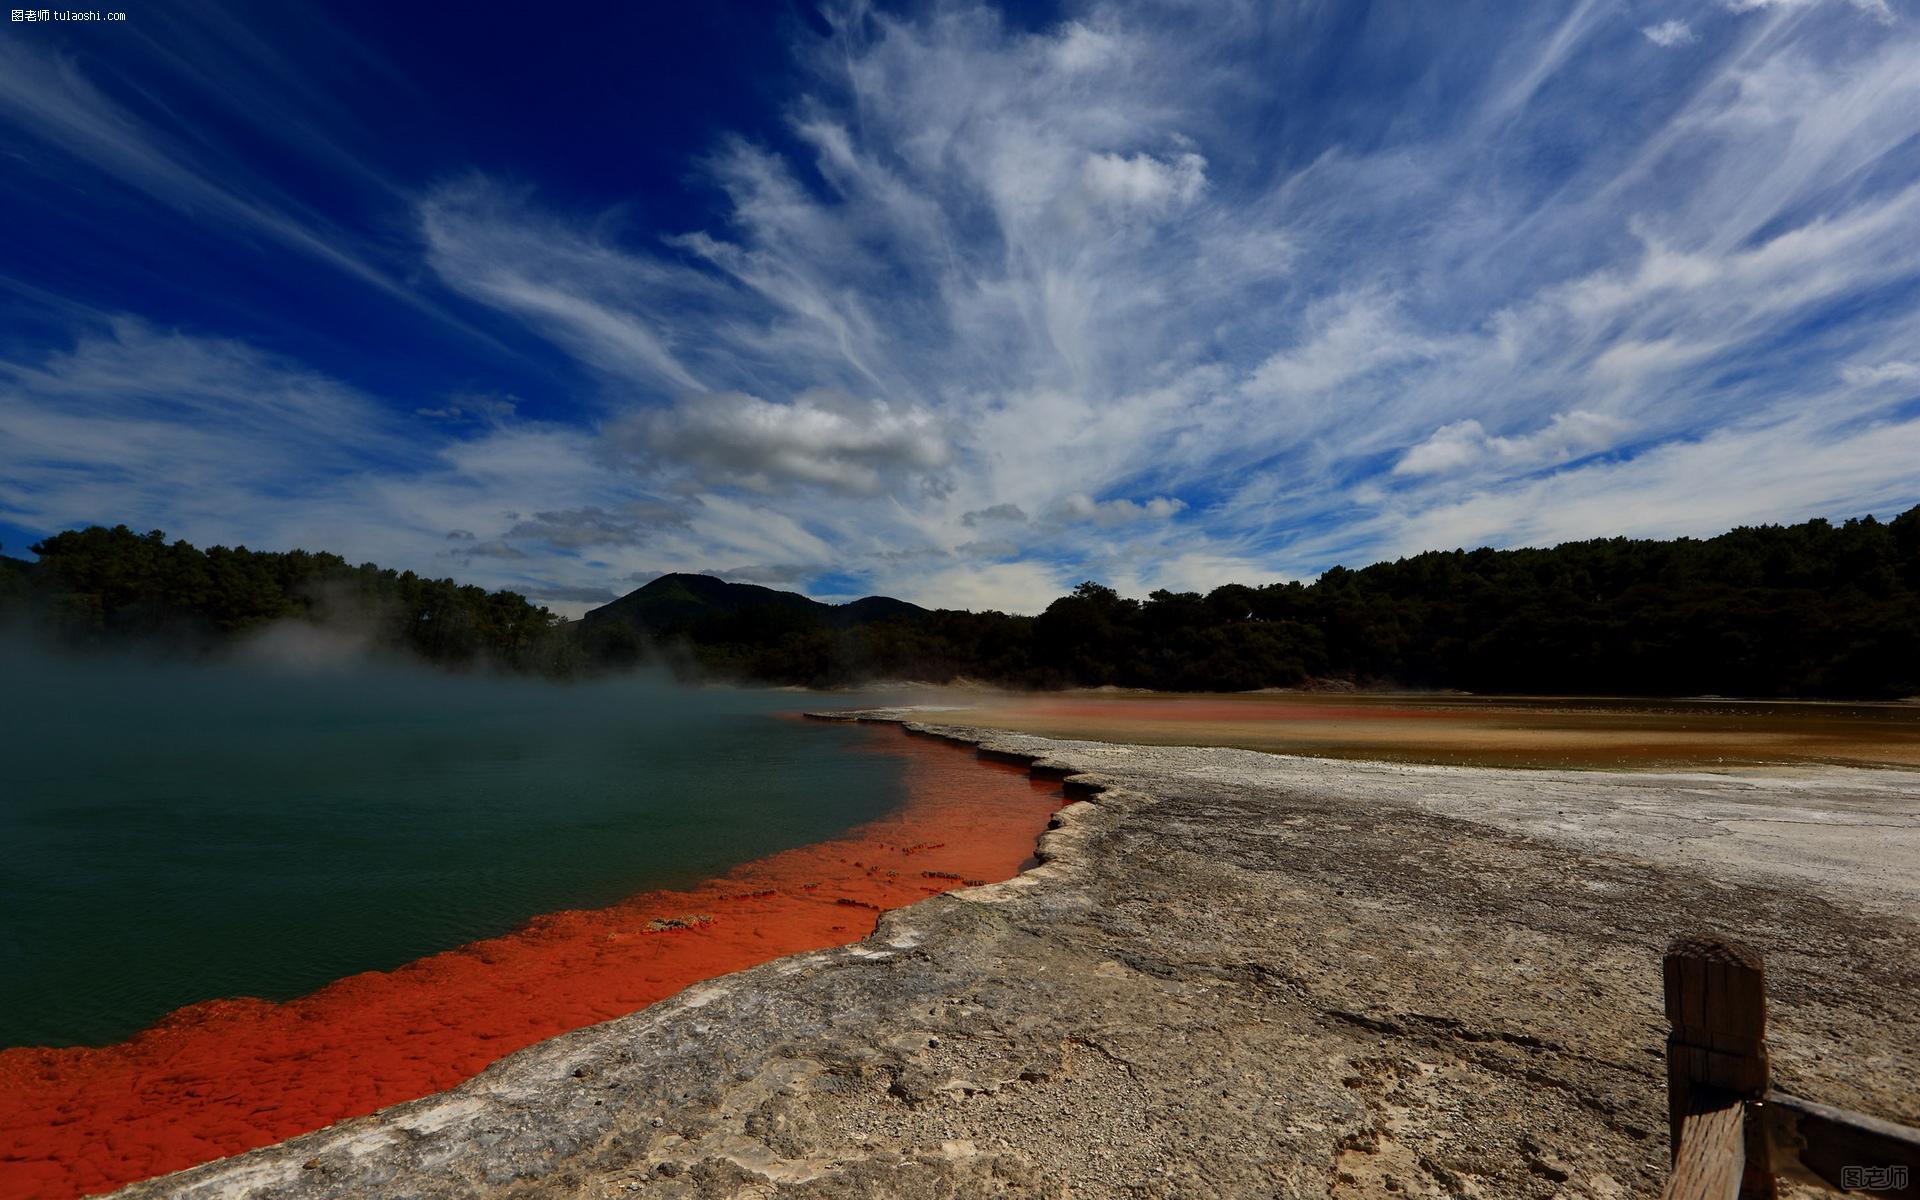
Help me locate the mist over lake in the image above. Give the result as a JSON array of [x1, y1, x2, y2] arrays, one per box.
[[0, 642, 906, 1048]]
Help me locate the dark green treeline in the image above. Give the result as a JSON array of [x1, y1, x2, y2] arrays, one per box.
[[734, 508, 1919, 698], [1, 526, 576, 673], [6, 508, 1919, 697]]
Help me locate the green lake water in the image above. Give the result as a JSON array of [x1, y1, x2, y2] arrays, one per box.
[[0, 644, 903, 1049]]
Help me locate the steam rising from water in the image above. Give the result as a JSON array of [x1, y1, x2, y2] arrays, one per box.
[[236, 619, 384, 671], [0, 640, 910, 1047]]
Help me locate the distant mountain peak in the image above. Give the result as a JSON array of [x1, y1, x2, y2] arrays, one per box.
[[582, 573, 924, 635]]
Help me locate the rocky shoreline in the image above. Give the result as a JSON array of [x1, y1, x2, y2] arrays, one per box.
[[111, 711, 1920, 1199]]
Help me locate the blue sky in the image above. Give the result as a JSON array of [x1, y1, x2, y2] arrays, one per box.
[[3, 0, 1919, 615]]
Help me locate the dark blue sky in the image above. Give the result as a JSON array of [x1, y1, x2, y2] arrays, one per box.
[[2, 3, 820, 411], [3, 0, 1918, 613]]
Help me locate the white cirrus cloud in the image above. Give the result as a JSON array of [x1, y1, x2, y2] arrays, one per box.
[[1081, 151, 1208, 213], [11, 1, 1920, 616], [1049, 493, 1187, 527], [395, 0, 1920, 607], [1721, 0, 1895, 23], [1394, 411, 1631, 477], [1642, 20, 1698, 47], [1841, 360, 1920, 385]]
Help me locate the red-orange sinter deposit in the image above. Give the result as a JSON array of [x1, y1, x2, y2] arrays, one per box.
[[0, 726, 1063, 1200]]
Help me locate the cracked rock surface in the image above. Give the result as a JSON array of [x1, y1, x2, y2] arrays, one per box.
[[114, 714, 1920, 1199]]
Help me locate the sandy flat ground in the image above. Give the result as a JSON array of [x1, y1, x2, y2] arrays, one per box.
[[1007, 731, 1920, 917], [908, 688, 1920, 769]]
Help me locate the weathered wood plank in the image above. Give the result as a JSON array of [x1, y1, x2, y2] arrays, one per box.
[[1762, 1091, 1920, 1197], [1662, 1093, 1749, 1200]]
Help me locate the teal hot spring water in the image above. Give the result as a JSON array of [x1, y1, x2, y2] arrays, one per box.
[[0, 642, 906, 1048]]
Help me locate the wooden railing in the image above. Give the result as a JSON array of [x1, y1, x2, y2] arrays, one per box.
[[1660, 935, 1920, 1198]]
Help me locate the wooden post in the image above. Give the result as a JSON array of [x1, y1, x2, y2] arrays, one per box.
[[1665, 1097, 1748, 1200], [1662, 934, 1774, 1200]]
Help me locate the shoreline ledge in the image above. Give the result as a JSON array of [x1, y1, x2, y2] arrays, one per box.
[[110, 711, 1920, 1200]]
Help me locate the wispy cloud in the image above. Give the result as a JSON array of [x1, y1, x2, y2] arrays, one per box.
[[1642, 20, 1699, 47], [1841, 360, 1920, 385], [0, 318, 410, 527], [1393, 411, 1629, 477], [0, 39, 480, 337], [503, 503, 690, 549], [1722, 0, 1896, 24], [4, 0, 1919, 614], [403, 0, 1920, 605]]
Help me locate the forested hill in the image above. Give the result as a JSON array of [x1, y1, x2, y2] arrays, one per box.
[[1, 526, 575, 673], [5, 508, 1919, 697], [583, 506, 1918, 697], [993, 507, 1920, 699], [583, 572, 923, 638], [574, 572, 923, 671]]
